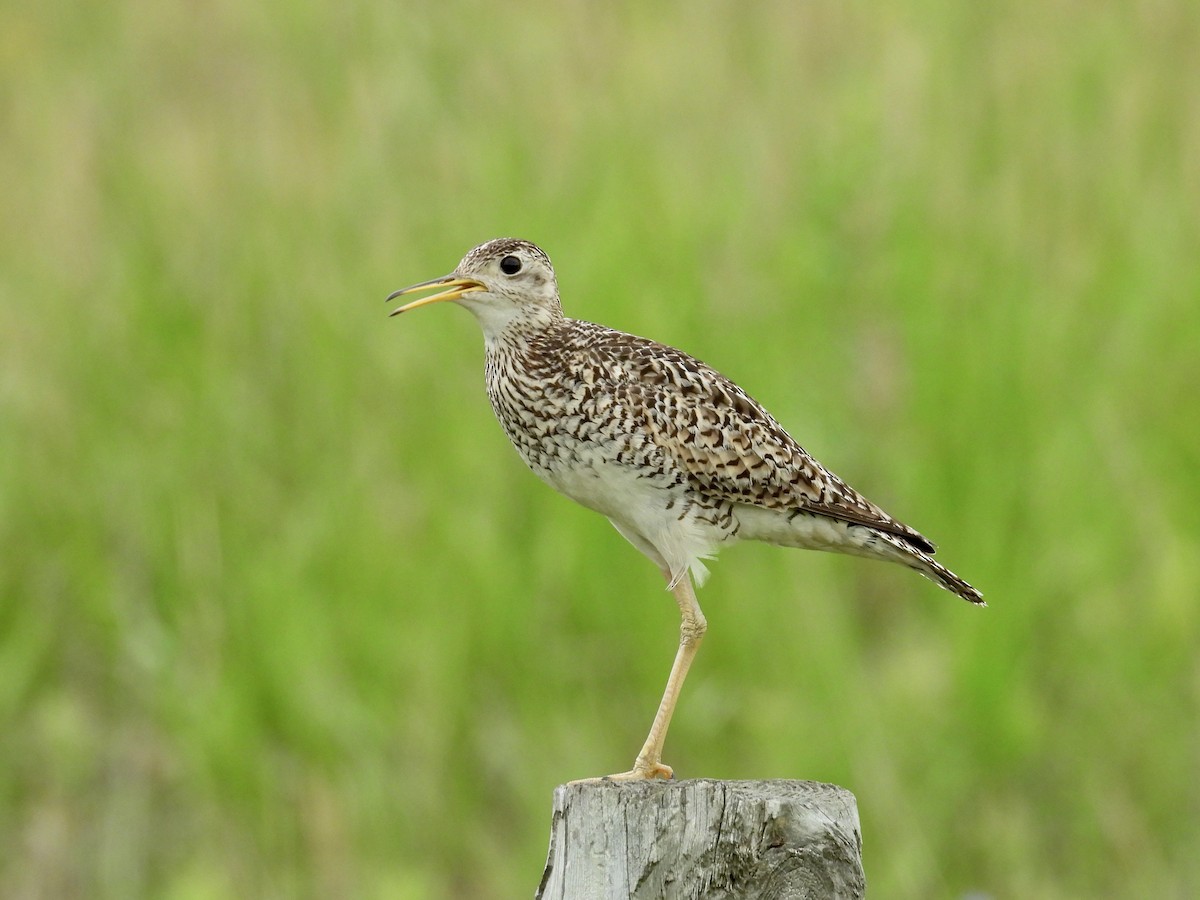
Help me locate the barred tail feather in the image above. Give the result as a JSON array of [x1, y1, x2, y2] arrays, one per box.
[[877, 532, 985, 605]]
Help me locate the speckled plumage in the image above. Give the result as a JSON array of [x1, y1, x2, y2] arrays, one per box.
[[388, 237, 982, 779], [400, 238, 981, 602]]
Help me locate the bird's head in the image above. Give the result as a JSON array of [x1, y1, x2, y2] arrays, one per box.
[[387, 238, 563, 338]]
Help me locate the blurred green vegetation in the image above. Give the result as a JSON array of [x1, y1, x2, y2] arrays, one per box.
[[2, 1, 1198, 896]]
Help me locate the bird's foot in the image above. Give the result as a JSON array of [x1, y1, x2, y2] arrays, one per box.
[[568, 758, 674, 785]]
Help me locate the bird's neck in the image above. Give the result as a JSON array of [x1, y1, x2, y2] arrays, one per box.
[[479, 309, 564, 354]]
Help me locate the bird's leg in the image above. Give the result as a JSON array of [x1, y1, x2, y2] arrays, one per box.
[[593, 571, 707, 782]]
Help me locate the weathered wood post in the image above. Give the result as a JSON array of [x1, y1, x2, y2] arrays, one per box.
[[535, 779, 864, 899]]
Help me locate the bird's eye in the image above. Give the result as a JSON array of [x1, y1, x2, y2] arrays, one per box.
[[500, 255, 522, 275]]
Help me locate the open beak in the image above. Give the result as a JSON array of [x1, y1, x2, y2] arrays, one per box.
[[386, 275, 487, 316]]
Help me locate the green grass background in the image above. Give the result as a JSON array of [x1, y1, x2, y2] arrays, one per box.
[[3, 1, 1198, 896]]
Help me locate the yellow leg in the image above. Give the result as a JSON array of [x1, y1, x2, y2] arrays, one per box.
[[577, 571, 707, 782]]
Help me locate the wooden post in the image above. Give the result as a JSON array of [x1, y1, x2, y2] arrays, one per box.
[[535, 779, 864, 899]]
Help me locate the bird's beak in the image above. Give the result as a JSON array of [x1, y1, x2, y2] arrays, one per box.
[[386, 274, 487, 316]]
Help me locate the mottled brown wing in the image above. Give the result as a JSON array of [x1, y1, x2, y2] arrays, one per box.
[[614, 334, 937, 553]]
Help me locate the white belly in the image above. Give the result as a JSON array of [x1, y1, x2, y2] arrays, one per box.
[[536, 458, 728, 586]]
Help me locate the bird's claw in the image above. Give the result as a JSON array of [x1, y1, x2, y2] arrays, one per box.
[[568, 759, 675, 784]]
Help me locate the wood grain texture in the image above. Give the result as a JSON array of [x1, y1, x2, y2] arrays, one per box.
[[535, 779, 864, 900]]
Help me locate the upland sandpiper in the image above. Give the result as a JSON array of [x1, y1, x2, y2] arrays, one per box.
[[388, 238, 983, 781]]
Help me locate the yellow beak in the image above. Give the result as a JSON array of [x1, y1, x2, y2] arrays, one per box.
[[386, 275, 487, 316]]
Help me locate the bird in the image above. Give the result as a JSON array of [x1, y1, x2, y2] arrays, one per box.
[[387, 237, 983, 782]]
